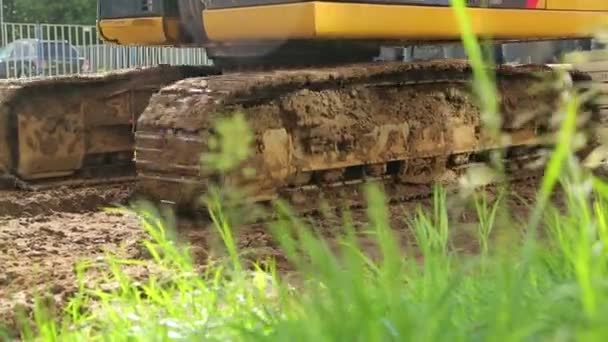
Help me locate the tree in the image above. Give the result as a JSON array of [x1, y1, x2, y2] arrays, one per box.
[[3, 0, 97, 25]]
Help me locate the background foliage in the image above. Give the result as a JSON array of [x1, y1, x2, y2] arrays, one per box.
[[2, 0, 97, 25]]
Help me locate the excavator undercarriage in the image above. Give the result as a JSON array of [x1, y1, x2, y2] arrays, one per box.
[[0, 65, 217, 190], [133, 58, 608, 213], [0, 47, 606, 213], [0, 0, 606, 215]]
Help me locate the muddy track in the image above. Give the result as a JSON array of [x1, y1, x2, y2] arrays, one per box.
[[0, 64, 219, 204], [135, 60, 575, 211]]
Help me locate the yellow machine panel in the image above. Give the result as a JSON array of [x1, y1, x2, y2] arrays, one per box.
[[202, 2, 608, 42], [98, 17, 181, 45], [547, 0, 608, 10]]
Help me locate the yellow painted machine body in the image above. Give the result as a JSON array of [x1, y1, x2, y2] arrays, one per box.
[[97, 1, 608, 48]]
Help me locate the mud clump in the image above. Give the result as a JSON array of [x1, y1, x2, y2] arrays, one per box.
[[277, 83, 479, 152]]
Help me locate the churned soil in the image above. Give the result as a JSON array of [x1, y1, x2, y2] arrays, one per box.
[[0, 184, 133, 218], [0, 176, 545, 336], [0, 210, 145, 334]]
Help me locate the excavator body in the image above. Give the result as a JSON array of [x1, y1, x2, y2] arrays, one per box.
[[2, 0, 608, 212], [97, 0, 608, 65]]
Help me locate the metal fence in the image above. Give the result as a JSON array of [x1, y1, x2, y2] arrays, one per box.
[[0, 22, 210, 79]]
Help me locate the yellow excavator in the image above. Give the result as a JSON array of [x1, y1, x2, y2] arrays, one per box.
[[1, 0, 607, 213]]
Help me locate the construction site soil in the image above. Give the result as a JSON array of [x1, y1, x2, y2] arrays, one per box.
[[0, 185, 133, 218], [0, 177, 550, 335]]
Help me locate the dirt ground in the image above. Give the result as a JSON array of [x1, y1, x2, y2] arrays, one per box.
[[0, 184, 132, 218], [0, 179, 542, 336]]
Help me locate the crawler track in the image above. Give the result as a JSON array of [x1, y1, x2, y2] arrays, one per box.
[[0, 65, 219, 191], [135, 60, 594, 213]]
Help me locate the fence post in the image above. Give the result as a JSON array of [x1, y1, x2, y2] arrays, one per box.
[[0, 0, 4, 46], [35, 23, 43, 76]]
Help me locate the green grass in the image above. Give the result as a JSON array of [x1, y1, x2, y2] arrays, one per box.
[[11, 2, 608, 341]]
